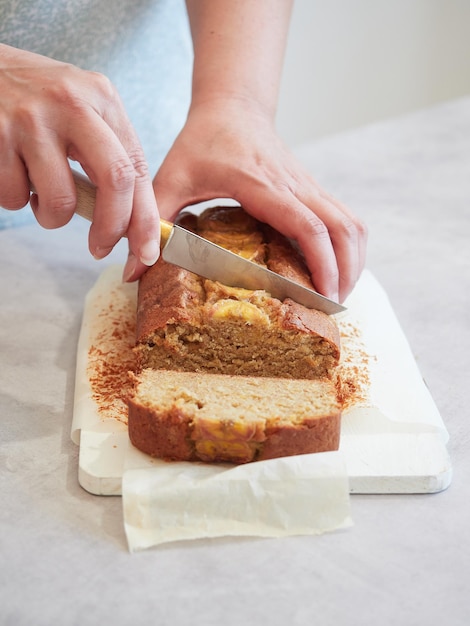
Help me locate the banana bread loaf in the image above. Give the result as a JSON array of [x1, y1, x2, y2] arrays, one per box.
[[128, 206, 342, 464], [134, 206, 341, 379]]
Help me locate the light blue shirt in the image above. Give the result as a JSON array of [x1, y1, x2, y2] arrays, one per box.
[[0, 0, 193, 227]]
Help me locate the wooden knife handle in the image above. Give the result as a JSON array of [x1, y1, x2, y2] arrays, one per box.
[[30, 169, 173, 247], [70, 170, 95, 223]]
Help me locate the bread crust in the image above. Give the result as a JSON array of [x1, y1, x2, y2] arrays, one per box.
[[128, 403, 341, 464]]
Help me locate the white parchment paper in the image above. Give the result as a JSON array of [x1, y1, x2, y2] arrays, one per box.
[[72, 265, 449, 550], [123, 443, 352, 550]]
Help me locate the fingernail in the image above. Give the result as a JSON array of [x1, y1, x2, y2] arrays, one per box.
[[93, 245, 113, 260], [122, 253, 138, 282], [139, 240, 160, 266]]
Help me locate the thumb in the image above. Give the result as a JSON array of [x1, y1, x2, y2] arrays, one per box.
[[152, 160, 196, 222]]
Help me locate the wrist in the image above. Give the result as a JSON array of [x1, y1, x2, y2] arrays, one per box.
[[189, 90, 277, 126]]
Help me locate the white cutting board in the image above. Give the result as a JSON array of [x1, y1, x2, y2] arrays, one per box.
[[73, 266, 452, 496]]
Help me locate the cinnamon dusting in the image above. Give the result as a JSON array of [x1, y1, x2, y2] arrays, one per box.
[[86, 289, 137, 424], [334, 318, 375, 410]]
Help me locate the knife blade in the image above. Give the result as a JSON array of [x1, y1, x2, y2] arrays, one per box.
[[66, 170, 346, 315]]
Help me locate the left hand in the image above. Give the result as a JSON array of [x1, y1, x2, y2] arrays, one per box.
[[153, 98, 367, 303]]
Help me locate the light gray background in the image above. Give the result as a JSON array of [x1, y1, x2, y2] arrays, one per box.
[[1, 97, 468, 626]]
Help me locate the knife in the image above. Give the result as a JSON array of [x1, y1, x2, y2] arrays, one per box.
[[61, 170, 346, 315]]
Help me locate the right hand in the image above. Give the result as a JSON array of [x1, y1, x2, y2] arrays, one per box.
[[154, 99, 367, 303], [0, 44, 160, 280]]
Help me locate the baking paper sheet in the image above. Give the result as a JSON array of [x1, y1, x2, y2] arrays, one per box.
[[72, 266, 451, 550], [123, 443, 351, 550]]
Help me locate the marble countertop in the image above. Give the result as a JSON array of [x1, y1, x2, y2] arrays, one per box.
[[1, 97, 469, 625]]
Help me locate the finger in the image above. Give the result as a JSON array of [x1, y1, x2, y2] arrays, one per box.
[[240, 189, 341, 301], [97, 85, 161, 267], [319, 187, 368, 272], [122, 249, 150, 283], [0, 152, 30, 210], [108, 110, 161, 270], [69, 111, 159, 265], [300, 186, 367, 301], [123, 182, 160, 282], [25, 149, 77, 229]]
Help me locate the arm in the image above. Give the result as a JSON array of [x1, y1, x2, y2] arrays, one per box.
[[154, 0, 367, 302], [187, 0, 291, 120], [0, 44, 159, 280]]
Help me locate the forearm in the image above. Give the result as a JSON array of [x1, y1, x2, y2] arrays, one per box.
[[185, 0, 293, 120]]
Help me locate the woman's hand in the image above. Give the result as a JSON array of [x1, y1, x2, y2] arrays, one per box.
[[0, 44, 160, 280], [153, 98, 367, 303]]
